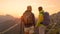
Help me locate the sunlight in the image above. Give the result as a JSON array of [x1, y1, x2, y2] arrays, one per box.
[[0, 0, 60, 18]]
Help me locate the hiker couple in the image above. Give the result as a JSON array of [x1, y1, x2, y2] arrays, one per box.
[[21, 5, 50, 34]]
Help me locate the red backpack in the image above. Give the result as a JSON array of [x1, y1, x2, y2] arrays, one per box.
[[21, 11, 35, 27]]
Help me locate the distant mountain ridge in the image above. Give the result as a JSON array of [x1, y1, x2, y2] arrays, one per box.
[[0, 12, 60, 34], [0, 15, 15, 23], [50, 12, 60, 24]]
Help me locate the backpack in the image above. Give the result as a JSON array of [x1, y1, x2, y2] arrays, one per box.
[[21, 11, 35, 27], [42, 12, 50, 26]]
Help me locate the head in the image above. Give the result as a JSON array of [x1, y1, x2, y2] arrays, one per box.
[[27, 6, 32, 12], [38, 7, 43, 11]]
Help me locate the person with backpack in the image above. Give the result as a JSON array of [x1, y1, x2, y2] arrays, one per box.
[[36, 7, 44, 27], [36, 7, 50, 34], [21, 6, 35, 34]]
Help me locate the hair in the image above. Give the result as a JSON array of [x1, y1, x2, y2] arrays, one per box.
[[27, 5, 32, 11], [38, 6, 43, 11], [27, 6, 32, 9]]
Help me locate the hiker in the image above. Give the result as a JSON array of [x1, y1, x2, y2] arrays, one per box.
[[36, 7, 45, 34], [21, 6, 35, 34], [36, 7, 50, 34]]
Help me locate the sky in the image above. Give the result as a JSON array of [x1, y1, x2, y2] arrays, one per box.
[[0, 0, 60, 18]]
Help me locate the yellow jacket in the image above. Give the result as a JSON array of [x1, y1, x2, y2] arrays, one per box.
[[36, 10, 44, 27]]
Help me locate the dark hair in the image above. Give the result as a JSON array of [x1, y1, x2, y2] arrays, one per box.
[[27, 6, 32, 9], [38, 7, 43, 11], [27, 5, 32, 11]]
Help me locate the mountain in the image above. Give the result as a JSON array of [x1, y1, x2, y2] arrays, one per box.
[[0, 12, 60, 34], [0, 15, 15, 23], [50, 12, 60, 27], [47, 12, 60, 34], [0, 15, 20, 34]]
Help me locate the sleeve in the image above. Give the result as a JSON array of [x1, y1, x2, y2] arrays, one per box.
[[36, 15, 44, 27], [36, 17, 40, 27]]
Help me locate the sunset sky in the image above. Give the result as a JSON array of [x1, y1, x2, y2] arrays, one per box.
[[0, 0, 60, 18]]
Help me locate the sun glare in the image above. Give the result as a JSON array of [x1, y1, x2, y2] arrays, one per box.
[[0, 0, 60, 18]]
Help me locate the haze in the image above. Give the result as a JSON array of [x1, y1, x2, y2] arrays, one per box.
[[0, 0, 60, 18]]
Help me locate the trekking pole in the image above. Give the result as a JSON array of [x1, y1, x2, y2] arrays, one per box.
[[47, 23, 57, 34]]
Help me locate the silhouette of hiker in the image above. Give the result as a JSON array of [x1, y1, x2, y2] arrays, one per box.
[[36, 7, 45, 34], [35, 7, 50, 34], [21, 5, 35, 34]]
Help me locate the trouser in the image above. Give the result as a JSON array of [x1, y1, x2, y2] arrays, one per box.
[[39, 25, 46, 34], [24, 26, 34, 34]]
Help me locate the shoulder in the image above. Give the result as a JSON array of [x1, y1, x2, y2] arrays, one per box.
[[44, 12, 49, 15], [31, 12, 34, 16], [44, 12, 49, 14], [23, 10, 28, 15]]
